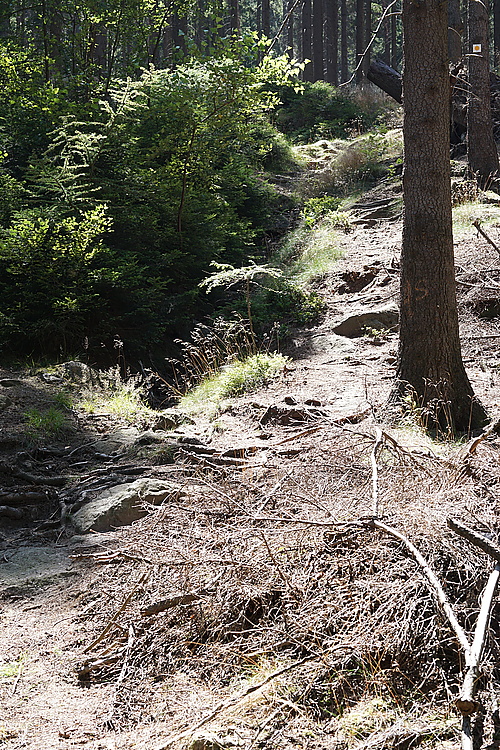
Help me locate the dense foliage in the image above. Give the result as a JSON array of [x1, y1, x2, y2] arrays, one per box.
[[0, 41, 296, 360], [0, 19, 379, 366]]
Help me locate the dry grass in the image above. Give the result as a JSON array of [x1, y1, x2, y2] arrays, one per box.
[[71, 423, 500, 747]]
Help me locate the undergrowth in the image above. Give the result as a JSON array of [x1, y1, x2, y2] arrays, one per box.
[[24, 406, 70, 441], [179, 352, 288, 416], [77, 371, 156, 426]]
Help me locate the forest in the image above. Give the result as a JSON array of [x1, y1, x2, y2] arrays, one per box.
[[4, 0, 500, 749], [0, 0, 403, 368]]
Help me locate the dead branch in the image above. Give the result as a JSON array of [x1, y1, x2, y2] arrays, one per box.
[[154, 647, 352, 750], [70, 549, 152, 565], [257, 468, 294, 512], [364, 518, 471, 654], [83, 572, 148, 655], [462, 415, 500, 456], [447, 518, 500, 564], [103, 624, 136, 729], [141, 592, 204, 616], [472, 219, 500, 255], [370, 428, 383, 516], [457, 563, 500, 721]]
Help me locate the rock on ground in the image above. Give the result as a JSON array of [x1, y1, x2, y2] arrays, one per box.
[[71, 478, 184, 533]]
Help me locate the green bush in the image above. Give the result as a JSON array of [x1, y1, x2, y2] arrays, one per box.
[[303, 196, 342, 227], [273, 81, 377, 143], [0, 48, 306, 361]]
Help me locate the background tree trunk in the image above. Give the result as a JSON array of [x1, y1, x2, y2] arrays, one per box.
[[229, 0, 240, 33], [312, 0, 324, 80], [394, 0, 487, 433], [467, 0, 499, 186], [448, 0, 463, 63], [363, 0, 371, 78], [356, 0, 365, 83], [325, 0, 338, 83], [390, 8, 398, 69], [262, 0, 270, 37], [340, 0, 348, 81], [495, 0, 500, 68], [287, 0, 295, 54], [302, 0, 314, 80]]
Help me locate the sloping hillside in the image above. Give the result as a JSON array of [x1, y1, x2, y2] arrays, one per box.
[[2, 171, 500, 750]]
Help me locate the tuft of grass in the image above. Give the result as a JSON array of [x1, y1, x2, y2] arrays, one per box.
[[78, 385, 155, 425], [0, 654, 27, 679], [337, 696, 400, 741], [333, 130, 403, 188], [76, 369, 155, 425], [24, 407, 68, 439], [180, 353, 288, 416], [453, 200, 500, 236], [277, 222, 345, 285]]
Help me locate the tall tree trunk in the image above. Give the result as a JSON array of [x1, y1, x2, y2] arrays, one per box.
[[382, 0, 391, 63], [356, 0, 365, 83], [302, 0, 314, 80], [467, 0, 499, 185], [340, 0, 348, 80], [363, 0, 371, 78], [448, 0, 464, 63], [287, 0, 295, 54], [16, 0, 27, 47], [495, 0, 500, 67], [93, 26, 108, 75], [262, 0, 270, 37], [390, 7, 398, 68], [49, 5, 63, 75], [229, 0, 240, 33], [172, 13, 187, 56], [393, 0, 487, 433], [325, 0, 338, 83], [312, 0, 324, 80]]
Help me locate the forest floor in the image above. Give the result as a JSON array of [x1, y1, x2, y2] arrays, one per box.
[[2, 166, 500, 750]]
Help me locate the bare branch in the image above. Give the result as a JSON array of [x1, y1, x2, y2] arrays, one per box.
[[447, 518, 500, 564]]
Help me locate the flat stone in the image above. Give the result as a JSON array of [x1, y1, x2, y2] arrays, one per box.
[[71, 478, 184, 533], [333, 308, 399, 338], [152, 409, 195, 431], [92, 427, 140, 454], [62, 361, 91, 382], [0, 379, 21, 387], [0, 546, 74, 592]]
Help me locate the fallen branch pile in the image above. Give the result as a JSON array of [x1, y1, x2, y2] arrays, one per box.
[[72, 421, 500, 747]]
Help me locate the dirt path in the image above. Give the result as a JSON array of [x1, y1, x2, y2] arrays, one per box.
[[1, 195, 500, 749]]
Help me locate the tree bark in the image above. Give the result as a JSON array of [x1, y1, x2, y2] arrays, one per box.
[[367, 58, 402, 102], [302, 0, 314, 80], [356, 0, 365, 83], [312, 0, 324, 80], [340, 0, 348, 81], [325, 0, 338, 84], [467, 0, 499, 186], [448, 0, 464, 64], [393, 0, 487, 433]]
